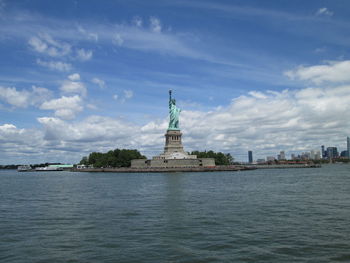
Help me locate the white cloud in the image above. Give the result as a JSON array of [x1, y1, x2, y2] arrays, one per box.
[[0, 87, 30, 108], [108, 24, 203, 60], [284, 60, 350, 85], [150, 17, 162, 33], [77, 25, 98, 41], [316, 7, 334, 17], [37, 115, 136, 145], [36, 59, 72, 72], [14, 14, 205, 62], [40, 95, 83, 120], [60, 75, 87, 96], [76, 48, 93, 61], [0, 123, 21, 134], [0, 86, 51, 108], [0, 123, 44, 158], [113, 94, 119, 100], [29, 33, 71, 57], [30, 86, 53, 106], [68, 73, 80, 81], [248, 91, 268, 99], [92, 77, 105, 89]]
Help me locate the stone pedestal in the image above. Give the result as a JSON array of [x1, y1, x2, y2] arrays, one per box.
[[153, 129, 196, 160], [164, 130, 186, 155]]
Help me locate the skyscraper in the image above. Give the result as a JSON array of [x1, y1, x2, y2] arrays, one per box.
[[347, 137, 350, 159], [327, 147, 338, 160], [248, 151, 253, 163], [321, 145, 325, 159]]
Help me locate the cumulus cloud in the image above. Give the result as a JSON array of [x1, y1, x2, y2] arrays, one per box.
[[60, 74, 87, 96], [284, 60, 350, 85], [150, 17, 162, 33], [36, 59, 72, 72], [0, 123, 22, 135], [28, 33, 71, 57], [0, 123, 46, 164], [38, 115, 136, 142], [30, 86, 53, 106], [179, 86, 350, 156], [76, 48, 93, 61], [316, 7, 334, 17], [40, 95, 83, 120], [92, 77, 105, 89], [0, 86, 51, 108], [0, 87, 30, 108], [68, 73, 80, 81]]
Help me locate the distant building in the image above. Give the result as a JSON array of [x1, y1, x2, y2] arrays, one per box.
[[326, 147, 338, 159], [266, 156, 275, 162], [310, 150, 321, 160], [257, 158, 265, 164], [321, 145, 326, 159], [248, 151, 253, 163], [340, 150, 348, 158], [347, 137, 350, 159], [277, 151, 286, 161], [301, 152, 310, 160]]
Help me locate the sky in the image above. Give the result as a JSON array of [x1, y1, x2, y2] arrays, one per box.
[[1, 0, 350, 164]]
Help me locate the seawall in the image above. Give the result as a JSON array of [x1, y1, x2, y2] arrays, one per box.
[[73, 165, 255, 173], [244, 164, 321, 169]]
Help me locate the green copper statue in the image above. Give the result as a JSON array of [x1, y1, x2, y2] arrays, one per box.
[[168, 90, 181, 130]]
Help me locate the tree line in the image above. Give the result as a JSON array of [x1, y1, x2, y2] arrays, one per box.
[[79, 149, 146, 168], [190, 150, 234, 165]]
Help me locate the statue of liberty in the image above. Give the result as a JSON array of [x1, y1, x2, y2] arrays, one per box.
[[168, 90, 181, 130]]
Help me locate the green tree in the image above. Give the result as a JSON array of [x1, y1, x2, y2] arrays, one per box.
[[79, 148, 146, 168], [79, 156, 88, 165], [190, 150, 234, 165]]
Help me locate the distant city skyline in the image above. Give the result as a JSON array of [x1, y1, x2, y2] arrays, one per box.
[[1, 1, 350, 164], [248, 136, 350, 162]]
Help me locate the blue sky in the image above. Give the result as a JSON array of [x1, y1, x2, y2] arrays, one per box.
[[1, 0, 350, 164]]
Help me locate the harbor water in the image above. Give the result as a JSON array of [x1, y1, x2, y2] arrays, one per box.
[[1, 164, 350, 262]]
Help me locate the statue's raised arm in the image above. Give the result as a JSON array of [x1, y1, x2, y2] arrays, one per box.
[[168, 90, 181, 130]]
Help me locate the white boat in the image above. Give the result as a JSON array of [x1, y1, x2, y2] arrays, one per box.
[[35, 166, 63, 171], [17, 165, 33, 172]]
